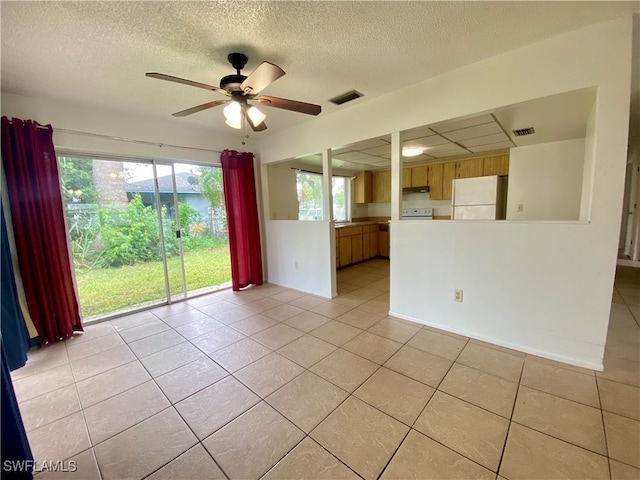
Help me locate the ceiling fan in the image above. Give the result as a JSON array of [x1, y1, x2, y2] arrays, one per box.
[[146, 53, 321, 132]]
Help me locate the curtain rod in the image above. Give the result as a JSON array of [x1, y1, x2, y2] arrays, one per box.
[[4, 120, 220, 154], [54, 128, 221, 154]]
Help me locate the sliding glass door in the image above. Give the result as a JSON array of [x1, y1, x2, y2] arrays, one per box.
[[59, 155, 230, 321]]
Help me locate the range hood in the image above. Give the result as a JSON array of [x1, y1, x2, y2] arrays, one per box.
[[402, 185, 429, 193]]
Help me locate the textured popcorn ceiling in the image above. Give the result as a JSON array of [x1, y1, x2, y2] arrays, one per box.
[[1, 1, 637, 135]]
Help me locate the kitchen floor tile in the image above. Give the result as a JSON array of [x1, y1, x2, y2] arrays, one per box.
[[597, 377, 640, 420], [13, 363, 75, 402], [311, 396, 409, 480], [336, 309, 383, 330], [208, 337, 272, 372], [173, 316, 225, 340], [354, 367, 434, 425], [75, 361, 150, 408], [499, 423, 610, 480], [175, 375, 260, 439], [35, 448, 101, 480], [288, 294, 328, 310], [155, 356, 228, 403], [415, 391, 508, 471], [84, 381, 170, 444], [110, 311, 157, 331], [127, 329, 185, 358], [310, 348, 378, 392], [609, 459, 640, 480], [277, 334, 338, 368], [284, 311, 331, 332], [66, 333, 124, 361], [456, 342, 524, 382], [310, 301, 353, 319], [94, 408, 196, 480], [70, 345, 136, 382], [367, 317, 420, 343], [439, 363, 518, 418], [190, 326, 246, 355], [356, 299, 390, 317], [161, 308, 212, 328], [229, 314, 278, 336], [266, 370, 348, 433], [262, 303, 305, 321], [309, 320, 363, 346], [270, 289, 306, 303], [203, 402, 305, 480], [407, 328, 467, 361], [139, 341, 203, 377], [11, 342, 69, 381], [251, 323, 305, 350], [245, 297, 284, 313], [597, 355, 640, 388], [212, 306, 258, 324], [19, 384, 81, 432], [342, 331, 401, 364], [381, 429, 495, 480], [146, 444, 226, 480], [234, 352, 304, 397], [384, 345, 453, 388], [512, 385, 607, 454], [27, 411, 91, 464], [117, 319, 169, 343], [603, 411, 640, 468], [263, 437, 359, 480], [521, 358, 600, 407]]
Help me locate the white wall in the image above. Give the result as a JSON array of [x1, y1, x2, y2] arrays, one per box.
[[264, 220, 334, 298], [266, 165, 299, 220], [1, 93, 242, 163], [257, 17, 634, 369], [506, 139, 585, 221]]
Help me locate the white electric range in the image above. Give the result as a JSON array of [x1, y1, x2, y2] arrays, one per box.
[[401, 208, 434, 220]]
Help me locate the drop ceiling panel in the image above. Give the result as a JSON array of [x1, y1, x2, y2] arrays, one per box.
[[403, 126, 437, 141], [459, 132, 512, 147], [332, 151, 373, 161], [404, 135, 450, 148], [443, 122, 503, 142], [361, 145, 391, 156], [467, 141, 515, 153], [429, 114, 494, 133]]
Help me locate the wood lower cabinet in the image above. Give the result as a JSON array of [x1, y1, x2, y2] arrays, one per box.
[[379, 229, 389, 257], [336, 224, 380, 268]]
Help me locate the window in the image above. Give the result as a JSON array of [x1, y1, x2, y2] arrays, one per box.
[[296, 171, 350, 222]]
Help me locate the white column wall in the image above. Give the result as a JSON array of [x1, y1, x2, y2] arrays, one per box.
[[256, 17, 634, 369]]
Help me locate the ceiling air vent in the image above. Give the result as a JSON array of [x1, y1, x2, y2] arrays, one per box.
[[329, 90, 364, 105], [512, 127, 535, 137]]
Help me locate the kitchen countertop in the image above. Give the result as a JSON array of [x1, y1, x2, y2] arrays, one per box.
[[335, 221, 384, 228]]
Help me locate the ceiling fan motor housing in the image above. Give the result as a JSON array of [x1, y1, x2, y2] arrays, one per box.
[[220, 74, 247, 92]]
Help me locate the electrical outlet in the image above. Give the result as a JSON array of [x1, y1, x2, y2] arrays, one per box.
[[294, 261, 299, 270], [516, 204, 523, 212], [454, 289, 463, 302]]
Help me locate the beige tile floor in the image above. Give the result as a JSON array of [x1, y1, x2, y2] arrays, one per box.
[[12, 260, 640, 480]]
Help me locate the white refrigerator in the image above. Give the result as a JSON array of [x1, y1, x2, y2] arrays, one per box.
[[451, 175, 508, 220]]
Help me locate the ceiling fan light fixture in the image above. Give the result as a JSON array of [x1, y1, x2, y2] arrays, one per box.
[[247, 106, 266, 126], [402, 147, 423, 157], [223, 101, 242, 129]]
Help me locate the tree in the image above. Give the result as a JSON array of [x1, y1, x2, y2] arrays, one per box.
[[197, 167, 226, 234], [58, 156, 98, 204]]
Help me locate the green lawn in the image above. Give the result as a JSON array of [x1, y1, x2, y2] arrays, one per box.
[[76, 244, 231, 319]]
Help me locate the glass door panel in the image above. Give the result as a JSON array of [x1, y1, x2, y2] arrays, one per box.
[[171, 163, 231, 295], [59, 156, 169, 320]]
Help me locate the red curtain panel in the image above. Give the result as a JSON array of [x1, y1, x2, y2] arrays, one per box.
[[221, 149, 263, 291], [1, 117, 83, 344]]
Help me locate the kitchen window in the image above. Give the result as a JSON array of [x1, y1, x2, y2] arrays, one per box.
[[296, 171, 350, 222]]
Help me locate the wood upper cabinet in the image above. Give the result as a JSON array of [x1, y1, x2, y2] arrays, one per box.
[[482, 154, 509, 176], [426, 163, 443, 200], [354, 171, 372, 204], [372, 170, 391, 203], [455, 158, 484, 178], [442, 162, 456, 200], [411, 166, 428, 187], [402, 168, 412, 189]]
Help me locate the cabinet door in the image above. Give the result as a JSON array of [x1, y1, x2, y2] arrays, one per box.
[[482, 154, 509, 176], [339, 237, 352, 267], [351, 234, 363, 263], [427, 163, 443, 200], [411, 166, 428, 187], [372, 170, 391, 203], [442, 162, 456, 200], [362, 231, 371, 260], [354, 171, 372, 203], [370, 231, 378, 258], [402, 168, 412, 189], [379, 231, 390, 257], [455, 158, 484, 178]]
